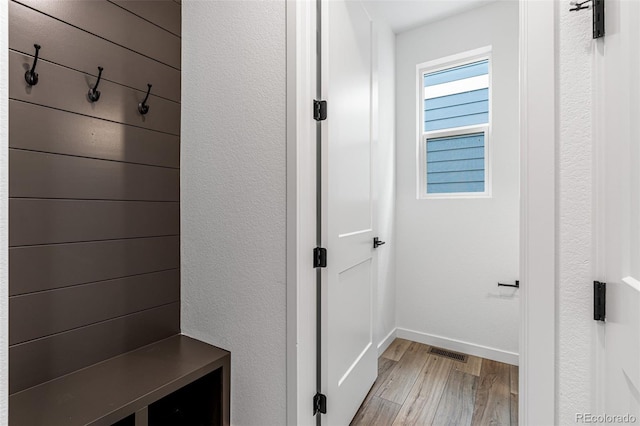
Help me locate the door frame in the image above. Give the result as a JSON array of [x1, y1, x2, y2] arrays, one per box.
[[285, 0, 557, 425], [0, 6, 8, 425]]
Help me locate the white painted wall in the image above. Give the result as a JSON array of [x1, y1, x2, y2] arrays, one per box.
[[395, 1, 520, 362], [557, 2, 595, 423], [181, 2, 287, 425], [0, 2, 8, 424]]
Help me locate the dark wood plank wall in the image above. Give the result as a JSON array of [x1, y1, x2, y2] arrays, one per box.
[[8, 0, 181, 394]]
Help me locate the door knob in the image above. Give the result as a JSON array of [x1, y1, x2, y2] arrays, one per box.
[[373, 237, 386, 248]]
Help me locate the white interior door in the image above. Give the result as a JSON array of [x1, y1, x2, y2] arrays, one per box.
[[320, 0, 377, 424], [595, 0, 640, 419]]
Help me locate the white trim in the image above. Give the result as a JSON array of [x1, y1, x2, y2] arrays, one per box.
[[416, 45, 493, 77], [424, 75, 489, 100], [0, 4, 8, 424], [377, 328, 397, 357], [519, 1, 557, 425], [286, 0, 317, 425], [396, 328, 519, 366]]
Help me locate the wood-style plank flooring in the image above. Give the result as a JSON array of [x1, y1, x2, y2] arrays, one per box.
[[351, 339, 518, 426]]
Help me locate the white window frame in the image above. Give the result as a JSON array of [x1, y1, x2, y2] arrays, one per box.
[[416, 46, 493, 199]]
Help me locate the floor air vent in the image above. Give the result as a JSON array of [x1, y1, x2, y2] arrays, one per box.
[[428, 347, 468, 363]]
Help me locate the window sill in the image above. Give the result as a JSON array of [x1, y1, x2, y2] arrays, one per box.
[[417, 192, 492, 200]]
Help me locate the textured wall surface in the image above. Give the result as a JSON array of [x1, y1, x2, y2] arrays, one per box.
[[1, 4, 8, 423], [557, 2, 594, 423], [181, 2, 287, 425], [395, 1, 520, 359]]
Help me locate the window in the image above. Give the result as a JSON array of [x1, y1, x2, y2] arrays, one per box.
[[417, 48, 491, 198]]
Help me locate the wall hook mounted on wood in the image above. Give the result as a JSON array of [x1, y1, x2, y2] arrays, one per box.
[[138, 84, 152, 115], [24, 44, 41, 86], [88, 66, 104, 103]]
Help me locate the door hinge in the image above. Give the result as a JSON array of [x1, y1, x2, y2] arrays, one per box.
[[313, 393, 327, 415], [594, 281, 606, 321], [314, 100, 327, 121], [313, 247, 327, 268], [593, 0, 605, 39]]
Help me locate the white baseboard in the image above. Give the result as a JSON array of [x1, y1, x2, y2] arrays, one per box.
[[377, 328, 397, 357], [396, 327, 519, 366]]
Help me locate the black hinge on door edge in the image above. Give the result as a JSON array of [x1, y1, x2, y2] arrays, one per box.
[[314, 247, 327, 268], [313, 393, 327, 415], [594, 281, 606, 321], [593, 0, 605, 39], [314, 100, 327, 121]]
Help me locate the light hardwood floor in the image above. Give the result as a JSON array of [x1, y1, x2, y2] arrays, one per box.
[[350, 339, 518, 426]]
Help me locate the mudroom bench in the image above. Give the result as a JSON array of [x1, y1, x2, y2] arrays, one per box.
[[9, 335, 230, 426]]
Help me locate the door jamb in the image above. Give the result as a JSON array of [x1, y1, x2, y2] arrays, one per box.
[[518, 1, 557, 424], [0, 7, 8, 425], [286, 1, 318, 425], [286, 1, 557, 425]]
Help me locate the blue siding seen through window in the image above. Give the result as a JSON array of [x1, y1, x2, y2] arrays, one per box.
[[424, 60, 488, 87], [424, 60, 489, 132], [422, 58, 489, 195], [424, 89, 489, 131], [426, 133, 485, 194]]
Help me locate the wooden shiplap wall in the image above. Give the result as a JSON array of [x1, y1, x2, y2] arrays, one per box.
[[8, 0, 181, 394]]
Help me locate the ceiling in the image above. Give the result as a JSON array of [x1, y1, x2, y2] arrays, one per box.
[[364, 0, 498, 34]]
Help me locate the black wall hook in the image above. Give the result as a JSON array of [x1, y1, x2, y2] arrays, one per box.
[[138, 84, 152, 115], [25, 44, 41, 86], [569, 0, 591, 11], [88, 66, 104, 103]]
